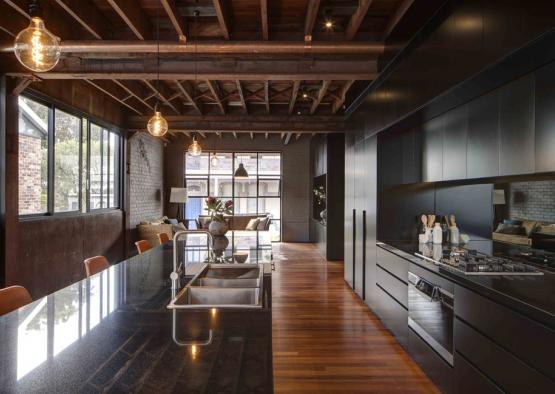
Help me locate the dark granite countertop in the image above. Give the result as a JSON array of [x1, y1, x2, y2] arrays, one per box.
[[0, 244, 273, 393], [378, 240, 555, 329]]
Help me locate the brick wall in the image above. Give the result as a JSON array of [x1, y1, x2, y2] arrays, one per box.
[[508, 181, 555, 223], [18, 134, 43, 213], [129, 133, 164, 228]]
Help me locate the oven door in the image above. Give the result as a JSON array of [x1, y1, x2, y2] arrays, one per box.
[[408, 271, 454, 366]]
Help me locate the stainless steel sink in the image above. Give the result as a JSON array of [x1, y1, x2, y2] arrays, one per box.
[[167, 263, 264, 309]]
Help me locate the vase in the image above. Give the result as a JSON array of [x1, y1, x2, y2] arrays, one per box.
[[208, 219, 228, 236], [320, 209, 327, 224], [211, 235, 230, 257]]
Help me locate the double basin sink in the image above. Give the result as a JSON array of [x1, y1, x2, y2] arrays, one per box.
[[167, 264, 264, 309]]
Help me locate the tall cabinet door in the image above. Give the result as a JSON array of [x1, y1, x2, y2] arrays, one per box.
[[364, 135, 378, 308], [353, 140, 364, 299], [344, 133, 355, 288]]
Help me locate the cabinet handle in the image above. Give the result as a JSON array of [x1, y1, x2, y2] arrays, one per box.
[[352, 209, 356, 290], [362, 210, 366, 300]]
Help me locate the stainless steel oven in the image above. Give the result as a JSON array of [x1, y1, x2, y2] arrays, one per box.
[[408, 271, 454, 366]]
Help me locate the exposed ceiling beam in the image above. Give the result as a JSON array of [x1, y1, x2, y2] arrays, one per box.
[[232, 131, 238, 139], [212, 0, 231, 40], [304, 0, 321, 42], [295, 133, 302, 140], [260, 0, 268, 40], [205, 80, 225, 114], [160, 0, 187, 42], [106, 0, 151, 40], [345, 0, 372, 41], [311, 80, 331, 114], [142, 80, 181, 114], [288, 80, 300, 115], [12, 77, 33, 95], [250, 132, 254, 140], [84, 79, 143, 115], [264, 81, 270, 114], [175, 80, 202, 114], [0, 2, 27, 37], [53, 0, 111, 40], [382, 0, 414, 40], [112, 79, 153, 111], [265, 132, 269, 139], [235, 80, 248, 114], [332, 80, 355, 114], [284, 132, 293, 145]]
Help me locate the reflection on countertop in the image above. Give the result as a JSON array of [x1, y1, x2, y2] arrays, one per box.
[[0, 244, 273, 393]]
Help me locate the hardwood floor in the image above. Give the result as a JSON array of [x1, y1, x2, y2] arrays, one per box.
[[272, 243, 439, 393]]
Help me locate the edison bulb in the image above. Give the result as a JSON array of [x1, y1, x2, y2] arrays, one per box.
[[147, 111, 168, 137], [187, 137, 202, 156], [210, 153, 219, 167], [14, 17, 61, 72]]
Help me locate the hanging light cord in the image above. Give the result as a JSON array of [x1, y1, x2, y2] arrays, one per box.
[[156, 5, 160, 112]]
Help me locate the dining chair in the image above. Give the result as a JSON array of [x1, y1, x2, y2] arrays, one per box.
[[135, 240, 153, 254], [84, 256, 110, 277], [157, 232, 170, 245], [0, 285, 32, 316]]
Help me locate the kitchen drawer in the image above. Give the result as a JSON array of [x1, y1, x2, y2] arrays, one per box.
[[374, 284, 408, 348], [377, 247, 408, 282], [408, 328, 453, 393], [376, 265, 408, 308], [454, 352, 502, 394], [454, 318, 554, 393], [455, 285, 554, 380], [409, 262, 454, 294]]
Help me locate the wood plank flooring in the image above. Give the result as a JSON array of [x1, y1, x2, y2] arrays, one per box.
[[272, 243, 439, 393]]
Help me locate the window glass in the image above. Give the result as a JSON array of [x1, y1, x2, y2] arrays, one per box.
[[258, 197, 281, 219], [185, 153, 209, 175], [209, 175, 233, 197], [81, 119, 88, 212], [185, 197, 207, 223], [234, 152, 257, 175], [234, 177, 257, 197], [18, 96, 49, 215], [233, 198, 258, 214], [89, 124, 103, 209], [258, 179, 280, 196], [54, 109, 81, 212], [102, 129, 109, 208], [209, 152, 233, 174], [108, 132, 119, 208], [187, 178, 208, 197], [258, 153, 281, 176]]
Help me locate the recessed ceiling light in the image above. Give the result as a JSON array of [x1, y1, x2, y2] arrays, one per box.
[[325, 20, 333, 29], [302, 92, 308, 98]]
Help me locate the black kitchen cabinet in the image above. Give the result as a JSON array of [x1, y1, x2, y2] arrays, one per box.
[[363, 136, 378, 307], [344, 133, 355, 288], [402, 127, 422, 184], [353, 140, 364, 299], [422, 115, 443, 182], [454, 352, 502, 394], [442, 104, 468, 180], [467, 90, 499, 179], [534, 61, 555, 172], [499, 74, 535, 176], [375, 284, 408, 348]]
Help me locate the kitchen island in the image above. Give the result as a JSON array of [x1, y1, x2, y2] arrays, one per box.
[[0, 239, 273, 393]]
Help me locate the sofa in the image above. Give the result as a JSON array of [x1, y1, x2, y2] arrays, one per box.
[[137, 216, 186, 246], [492, 219, 554, 247], [196, 214, 271, 231]]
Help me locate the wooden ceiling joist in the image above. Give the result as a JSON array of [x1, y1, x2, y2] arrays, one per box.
[[160, 0, 187, 42], [235, 80, 248, 114], [111, 80, 153, 111], [382, 0, 415, 40], [304, 0, 321, 42], [84, 79, 143, 115], [205, 80, 225, 114], [345, 0, 373, 41], [54, 0, 110, 40], [310, 80, 331, 114], [175, 80, 202, 114], [260, 0, 268, 40], [212, 0, 231, 40], [142, 80, 181, 114], [106, 0, 151, 40], [288, 81, 300, 115], [264, 81, 270, 114], [283, 133, 293, 145], [332, 80, 355, 114]]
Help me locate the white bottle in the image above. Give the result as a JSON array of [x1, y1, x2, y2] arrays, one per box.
[[432, 222, 443, 244], [450, 226, 460, 245]]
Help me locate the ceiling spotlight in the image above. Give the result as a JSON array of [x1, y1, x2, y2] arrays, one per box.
[[302, 92, 308, 99], [325, 20, 333, 29]]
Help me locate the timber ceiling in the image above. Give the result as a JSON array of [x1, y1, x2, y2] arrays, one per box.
[[0, 0, 416, 139]]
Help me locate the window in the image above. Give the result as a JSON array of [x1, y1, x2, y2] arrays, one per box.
[[18, 95, 122, 216], [185, 151, 282, 241]]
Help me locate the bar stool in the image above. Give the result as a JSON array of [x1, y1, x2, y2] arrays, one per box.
[[84, 256, 110, 277], [157, 232, 170, 245], [0, 285, 32, 316], [135, 240, 153, 254]]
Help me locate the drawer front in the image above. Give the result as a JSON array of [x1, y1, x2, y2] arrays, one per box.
[[375, 284, 408, 348], [376, 265, 408, 308], [377, 247, 408, 282], [408, 328, 453, 393], [454, 318, 554, 393], [455, 285, 554, 380], [454, 352, 502, 394], [409, 262, 455, 294]]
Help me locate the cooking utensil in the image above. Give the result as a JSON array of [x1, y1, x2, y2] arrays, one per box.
[[450, 214, 456, 227], [421, 214, 428, 230], [429, 215, 436, 228], [444, 215, 450, 227]]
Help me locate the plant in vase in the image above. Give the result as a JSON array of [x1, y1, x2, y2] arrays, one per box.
[[313, 185, 327, 224], [205, 197, 233, 236]]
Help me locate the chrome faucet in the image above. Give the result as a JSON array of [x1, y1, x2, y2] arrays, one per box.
[[171, 230, 214, 292]]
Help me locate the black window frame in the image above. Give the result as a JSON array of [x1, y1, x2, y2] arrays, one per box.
[[18, 91, 124, 219]]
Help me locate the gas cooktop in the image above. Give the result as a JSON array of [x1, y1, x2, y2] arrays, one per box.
[[416, 247, 544, 276]]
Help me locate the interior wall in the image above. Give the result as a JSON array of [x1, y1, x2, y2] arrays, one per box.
[[1, 78, 128, 298], [164, 134, 311, 242], [507, 181, 555, 223]]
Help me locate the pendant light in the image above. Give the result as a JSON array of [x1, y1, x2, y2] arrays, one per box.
[[14, 0, 61, 72], [234, 163, 249, 178], [188, 133, 202, 156], [147, 6, 168, 137], [211, 152, 219, 167], [186, 10, 203, 155]]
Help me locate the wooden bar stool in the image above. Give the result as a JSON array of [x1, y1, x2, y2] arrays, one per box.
[[0, 285, 32, 316], [157, 232, 170, 245], [135, 240, 153, 254], [84, 256, 110, 277]]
